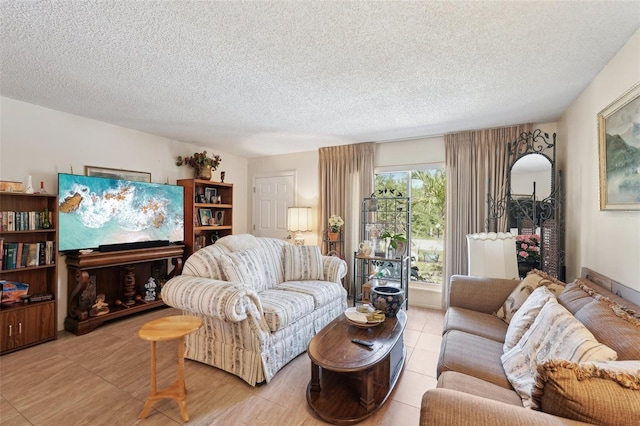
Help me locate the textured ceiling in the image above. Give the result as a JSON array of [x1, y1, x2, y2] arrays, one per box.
[[2, 1, 639, 158]]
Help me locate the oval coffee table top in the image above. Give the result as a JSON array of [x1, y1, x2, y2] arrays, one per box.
[[138, 315, 202, 342], [308, 310, 406, 372]]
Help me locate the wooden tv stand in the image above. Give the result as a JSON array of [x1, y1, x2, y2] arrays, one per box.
[[64, 245, 184, 335]]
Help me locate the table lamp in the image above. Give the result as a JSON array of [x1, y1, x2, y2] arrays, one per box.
[[287, 207, 312, 245]]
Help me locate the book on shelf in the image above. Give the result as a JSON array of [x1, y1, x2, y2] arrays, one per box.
[[38, 242, 46, 265], [27, 243, 38, 267], [4, 242, 17, 269], [0, 210, 52, 231], [0, 240, 55, 270], [20, 243, 29, 268]]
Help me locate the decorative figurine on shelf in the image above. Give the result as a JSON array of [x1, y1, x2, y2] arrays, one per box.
[[89, 293, 109, 317], [358, 241, 373, 257], [25, 175, 34, 194], [144, 277, 157, 302], [220, 171, 226, 182]]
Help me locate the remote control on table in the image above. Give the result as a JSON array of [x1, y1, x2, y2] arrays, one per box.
[[351, 338, 374, 347]]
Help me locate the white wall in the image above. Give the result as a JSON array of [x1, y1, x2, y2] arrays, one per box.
[[247, 151, 321, 244], [376, 136, 446, 168], [247, 137, 448, 245], [558, 29, 640, 289], [0, 97, 249, 329]]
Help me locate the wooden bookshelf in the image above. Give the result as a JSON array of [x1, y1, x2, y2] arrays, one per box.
[[177, 179, 233, 258], [0, 192, 58, 354]]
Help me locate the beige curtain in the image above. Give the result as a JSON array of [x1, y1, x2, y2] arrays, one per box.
[[443, 124, 532, 307], [319, 142, 375, 293]]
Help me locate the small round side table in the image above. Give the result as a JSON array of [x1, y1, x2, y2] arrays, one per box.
[[138, 315, 202, 421]]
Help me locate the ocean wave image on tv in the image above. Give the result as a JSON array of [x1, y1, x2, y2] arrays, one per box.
[[58, 173, 184, 251]]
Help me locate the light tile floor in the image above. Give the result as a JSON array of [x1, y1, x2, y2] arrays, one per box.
[[0, 306, 444, 425]]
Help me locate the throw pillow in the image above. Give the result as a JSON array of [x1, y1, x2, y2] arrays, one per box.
[[574, 300, 640, 360], [283, 245, 324, 281], [216, 233, 260, 252], [501, 298, 617, 408], [495, 269, 565, 323], [503, 286, 556, 353], [219, 247, 271, 292], [532, 359, 640, 425]]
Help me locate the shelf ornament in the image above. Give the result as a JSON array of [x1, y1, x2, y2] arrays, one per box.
[[328, 215, 344, 241], [176, 151, 222, 180]]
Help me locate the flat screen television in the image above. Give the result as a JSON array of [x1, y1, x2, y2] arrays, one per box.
[[58, 173, 184, 252]]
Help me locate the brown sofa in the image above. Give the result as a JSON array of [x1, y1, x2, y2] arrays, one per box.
[[420, 271, 640, 425]]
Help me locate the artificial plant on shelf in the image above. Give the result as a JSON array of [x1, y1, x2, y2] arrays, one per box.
[[327, 215, 344, 241], [380, 231, 407, 250], [515, 234, 540, 265], [381, 231, 408, 257], [176, 151, 222, 179]]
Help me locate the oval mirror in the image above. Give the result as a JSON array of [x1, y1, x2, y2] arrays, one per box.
[[510, 154, 552, 200]]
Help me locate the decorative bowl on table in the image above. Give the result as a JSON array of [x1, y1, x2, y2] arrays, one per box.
[[370, 286, 405, 317], [344, 307, 385, 328]]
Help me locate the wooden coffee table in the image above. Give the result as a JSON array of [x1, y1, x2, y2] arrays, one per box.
[[306, 310, 407, 425]]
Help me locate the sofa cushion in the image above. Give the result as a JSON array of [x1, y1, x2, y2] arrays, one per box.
[[438, 330, 512, 389], [557, 281, 594, 314], [216, 233, 260, 252], [437, 371, 523, 407], [283, 245, 324, 281], [276, 281, 344, 308], [495, 270, 565, 323], [182, 243, 228, 279], [259, 289, 315, 332], [503, 286, 556, 353], [220, 247, 282, 292], [574, 300, 640, 360], [532, 359, 640, 426], [443, 307, 508, 343], [501, 299, 618, 408]]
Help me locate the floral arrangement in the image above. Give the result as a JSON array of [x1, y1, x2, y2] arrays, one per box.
[[516, 234, 540, 264], [328, 215, 344, 233], [176, 151, 221, 171]]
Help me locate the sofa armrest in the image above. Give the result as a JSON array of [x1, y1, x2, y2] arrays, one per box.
[[420, 389, 590, 426], [449, 275, 520, 314], [162, 275, 264, 322], [322, 256, 347, 283]]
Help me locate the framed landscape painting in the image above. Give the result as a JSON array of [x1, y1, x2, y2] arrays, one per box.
[[598, 82, 640, 210], [85, 166, 151, 183]]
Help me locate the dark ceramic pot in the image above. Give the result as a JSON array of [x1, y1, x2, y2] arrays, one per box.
[[371, 286, 405, 317]]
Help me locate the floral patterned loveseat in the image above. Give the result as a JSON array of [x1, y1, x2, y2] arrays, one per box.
[[162, 234, 347, 385]]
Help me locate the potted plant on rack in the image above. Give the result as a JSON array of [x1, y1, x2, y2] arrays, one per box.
[[176, 151, 222, 180], [381, 231, 408, 258], [327, 215, 344, 241]]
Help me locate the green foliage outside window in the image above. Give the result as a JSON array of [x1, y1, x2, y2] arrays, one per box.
[[374, 169, 446, 284]]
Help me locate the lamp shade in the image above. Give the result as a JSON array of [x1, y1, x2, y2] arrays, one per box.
[[466, 232, 519, 280], [287, 207, 312, 232]]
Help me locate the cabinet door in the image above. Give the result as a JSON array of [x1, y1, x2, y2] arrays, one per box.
[[23, 303, 56, 345], [0, 309, 23, 351], [0, 303, 56, 353]]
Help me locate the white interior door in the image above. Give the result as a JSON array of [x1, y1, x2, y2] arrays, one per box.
[[253, 174, 295, 239]]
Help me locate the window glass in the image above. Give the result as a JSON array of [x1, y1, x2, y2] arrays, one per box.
[[375, 168, 445, 286]]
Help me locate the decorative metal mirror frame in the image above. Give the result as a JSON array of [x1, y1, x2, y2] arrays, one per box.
[[486, 129, 565, 279]]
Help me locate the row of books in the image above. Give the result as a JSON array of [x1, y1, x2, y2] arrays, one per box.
[[0, 210, 53, 232], [0, 240, 55, 270]]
